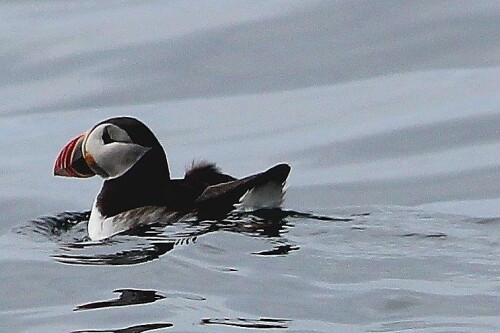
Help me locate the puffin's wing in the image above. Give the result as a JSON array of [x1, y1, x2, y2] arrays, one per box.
[[194, 163, 290, 217]]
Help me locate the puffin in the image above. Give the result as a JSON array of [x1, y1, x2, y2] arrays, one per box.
[[53, 117, 290, 241]]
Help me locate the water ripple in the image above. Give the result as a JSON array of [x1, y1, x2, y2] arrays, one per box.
[[74, 289, 165, 312], [200, 317, 290, 329], [71, 322, 173, 333], [19, 208, 347, 266]]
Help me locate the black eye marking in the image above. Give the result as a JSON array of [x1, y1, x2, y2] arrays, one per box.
[[102, 127, 113, 144]]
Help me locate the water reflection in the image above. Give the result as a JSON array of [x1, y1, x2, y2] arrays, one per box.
[[55, 240, 175, 265], [21, 208, 351, 266], [201, 317, 290, 329], [253, 244, 299, 256], [74, 289, 165, 311], [71, 322, 173, 333]]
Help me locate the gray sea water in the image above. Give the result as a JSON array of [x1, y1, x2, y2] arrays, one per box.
[[0, 1, 499, 332]]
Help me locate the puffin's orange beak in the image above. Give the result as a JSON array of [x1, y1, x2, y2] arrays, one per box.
[[54, 133, 95, 178]]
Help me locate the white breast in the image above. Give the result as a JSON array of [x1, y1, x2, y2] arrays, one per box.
[[87, 199, 122, 241]]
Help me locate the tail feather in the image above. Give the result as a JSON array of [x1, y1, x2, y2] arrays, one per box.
[[237, 181, 286, 210], [195, 163, 290, 217]]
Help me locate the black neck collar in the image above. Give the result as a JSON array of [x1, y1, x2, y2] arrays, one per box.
[[95, 147, 170, 217]]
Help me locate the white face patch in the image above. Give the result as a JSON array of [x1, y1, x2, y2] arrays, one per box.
[[83, 123, 151, 179]]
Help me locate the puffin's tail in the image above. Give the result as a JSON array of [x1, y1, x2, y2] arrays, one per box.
[[195, 163, 291, 217]]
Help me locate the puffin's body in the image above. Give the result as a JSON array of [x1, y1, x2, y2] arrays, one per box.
[[54, 117, 290, 240]]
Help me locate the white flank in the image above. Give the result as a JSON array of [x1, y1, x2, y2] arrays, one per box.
[[87, 180, 287, 240]]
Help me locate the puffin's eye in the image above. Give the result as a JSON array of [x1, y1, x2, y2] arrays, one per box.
[[99, 124, 133, 145], [102, 127, 113, 145]]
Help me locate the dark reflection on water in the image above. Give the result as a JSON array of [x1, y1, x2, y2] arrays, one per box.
[[473, 217, 500, 225], [201, 317, 290, 329], [74, 289, 165, 312], [19, 208, 353, 266], [401, 232, 447, 239], [55, 241, 175, 265], [71, 322, 173, 333], [253, 244, 299, 256]]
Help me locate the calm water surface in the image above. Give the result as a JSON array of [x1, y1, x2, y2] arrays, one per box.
[[1, 204, 498, 332], [1, 1, 499, 332]]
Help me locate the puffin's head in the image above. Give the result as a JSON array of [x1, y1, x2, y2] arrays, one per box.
[[54, 117, 163, 180]]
